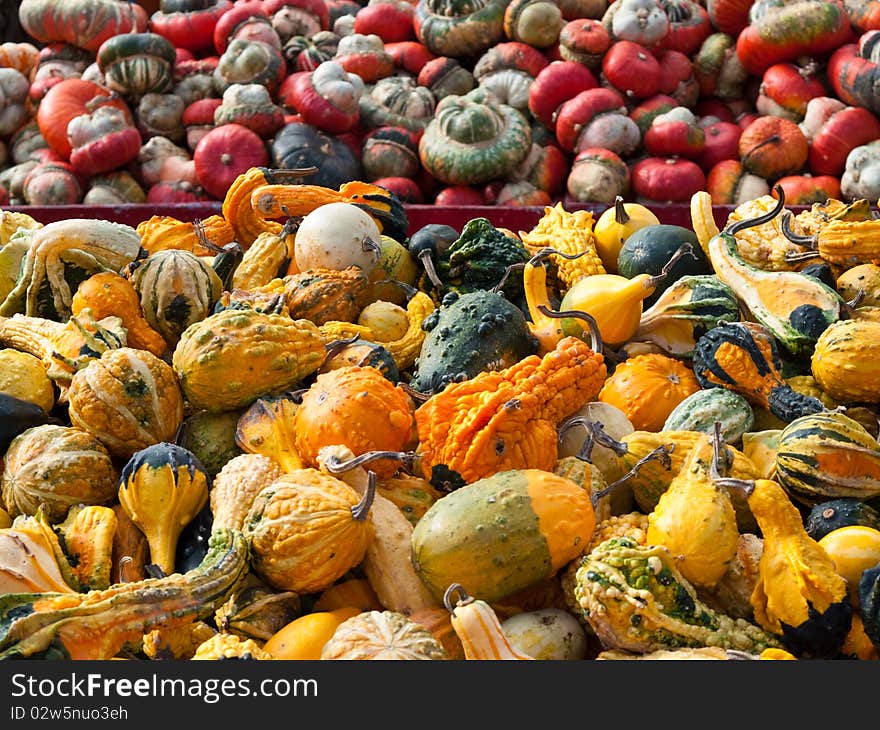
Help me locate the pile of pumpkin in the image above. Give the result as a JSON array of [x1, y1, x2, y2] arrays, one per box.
[[1, 164, 880, 661], [4, 0, 880, 208]]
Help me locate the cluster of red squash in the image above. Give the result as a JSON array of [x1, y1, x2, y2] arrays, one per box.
[[2, 0, 880, 209]]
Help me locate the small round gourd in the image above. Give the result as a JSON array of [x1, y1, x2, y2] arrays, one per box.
[[557, 401, 634, 477], [177, 409, 244, 478], [1, 424, 118, 522], [818, 526, 880, 603], [263, 607, 362, 660], [357, 300, 409, 341], [501, 608, 589, 660], [0, 348, 54, 413], [191, 633, 274, 660], [318, 338, 399, 382], [67, 347, 184, 460], [294, 202, 382, 275], [663, 388, 754, 443], [320, 610, 448, 660]]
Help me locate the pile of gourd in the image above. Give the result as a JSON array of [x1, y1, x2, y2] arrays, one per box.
[[1, 167, 880, 661], [6, 0, 880, 208]]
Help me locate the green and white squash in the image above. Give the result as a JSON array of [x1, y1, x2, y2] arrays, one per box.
[[776, 411, 880, 505], [631, 274, 741, 358], [128, 249, 223, 349], [418, 87, 532, 186], [414, 0, 509, 59], [663, 389, 754, 444]]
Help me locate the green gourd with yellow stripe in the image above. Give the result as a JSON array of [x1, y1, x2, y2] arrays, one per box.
[[775, 411, 880, 505], [410, 469, 595, 603]]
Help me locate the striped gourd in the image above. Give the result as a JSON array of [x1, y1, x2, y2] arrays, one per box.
[[776, 411, 880, 504], [128, 249, 223, 350], [663, 388, 754, 443]]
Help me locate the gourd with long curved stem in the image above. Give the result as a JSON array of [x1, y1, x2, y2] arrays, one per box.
[[443, 583, 535, 660]]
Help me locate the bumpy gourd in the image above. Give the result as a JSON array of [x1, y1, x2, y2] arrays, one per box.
[[270, 266, 372, 325], [211, 454, 283, 531], [172, 307, 325, 413], [293, 366, 415, 479], [1, 424, 118, 522], [415, 335, 606, 489], [0, 348, 54, 413], [191, 632, 274, 660], [214, 572, 302, 643], [572, 537, 781, 654], [67, 347, 184, 460], [811, 319, 880, 404], [118, 443, 211, 577], [410, 289, 538, 394], [243, 468, 375, 594], [320, 610, 447, 660]]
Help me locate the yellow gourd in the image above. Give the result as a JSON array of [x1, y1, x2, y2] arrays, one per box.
[[646, 425, 740, 588], [818, 526, 880, 606], [594, 196, 661, 272], [558, 243, 697, 348], [263, 607, 362, 660]]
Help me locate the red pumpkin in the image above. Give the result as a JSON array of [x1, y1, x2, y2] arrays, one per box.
[[183, 98, 222, 150], [18, 0, 148, 53], [554, 86, 628, 153], [643, 107, 706, 159], [146, 180, 215, 203], [707, 159, 771, 204], [799, 96, 880, 177], [630, 156, 706, 203], [696, 97, 736, 123], [738, 115, 809, 180], [755, 62, 827, 121], [655, 49, 699, 108], [434, 186, 486, 205], [695, 120, 742, 172], [557, 19, 611, 69], [629, 94, 678, 135], [566, 147, 630, 204], [772, 174, 842, 204], [510, 140, 569, 196], [495, 181, 553, 207], [601, 40, 661, 99], [706, 0, 753, 34], [149, 0, 233, 54], [213, 0, 279, 53], [371, 176, 424, 203], [36, 78, 133, 161], [22, 160, 82, 205], [193, 123, 269, 200], [527, 60, 598, 133], [652, 0, 712, 56], [334, 33, 396, 83], [828, 32, 880, 116], [735, 0, 854, 76], [285, 62, 364, 134], [67, 106, 142, 177], [354, 0, 417, 43], [384, 41, 438, 75], [845, 0, 880, 30]]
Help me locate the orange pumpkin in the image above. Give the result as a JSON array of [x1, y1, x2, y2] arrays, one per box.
[[738, 116, 809, 180], [597, 353, 700, 432], [293, 366, 415, 478]]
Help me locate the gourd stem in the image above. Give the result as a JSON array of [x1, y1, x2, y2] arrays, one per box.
[[709, 420, 732, 481], [281, 216, 302, 238], [322, 449, 419, 474], [443, 582, 473, 613], [593, 443, 674, 503], [362, 235, 382, 258], [288, 387, 309, 403], [558, 419, 630, 457], [529, 247, 590, 266], [193, 218, 225, 254], [492, 262, 525, 294], [323, 334, 361, 362], [844, 289, 867, 312], [726, 185, 786, 236], [740, 134, 781, 170], [418, 249, 445, 290], [399, 382, 431, 403], [536, 306, 604, 355], [261, 293, 286, 315], [714, 476, 756, 497], [613, 195, 630, 225], [265, 166, 320, 182], [378, 279, 418, 300], [779, 210, 817, 247], [350, 470, 377, 522], [646, 242, 698, 288]]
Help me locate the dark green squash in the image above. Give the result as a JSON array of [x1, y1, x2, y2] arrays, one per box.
[[271, 122, 363, 190], [805, 499, 880, 541], [410, 289, 538, 394], [433, 217, 531, 300], [0, 392, 51, 452], [617, 225, 710, 307]]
